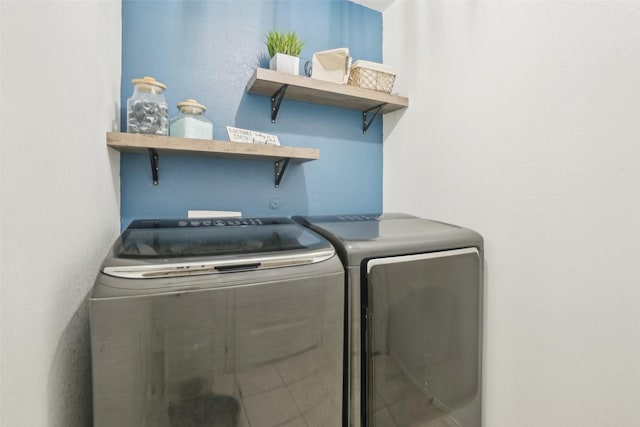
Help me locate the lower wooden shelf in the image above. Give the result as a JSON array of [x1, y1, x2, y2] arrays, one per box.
[[107, 132, 319, 187]]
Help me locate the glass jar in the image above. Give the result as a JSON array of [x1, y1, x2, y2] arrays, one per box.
[[126, 76, 169, 135], [170, 99, 213, 140]]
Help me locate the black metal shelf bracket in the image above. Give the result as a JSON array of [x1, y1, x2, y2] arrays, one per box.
[[362, 103, 386, 134], [148, 148, 159, 185], [274, 158, 290, 188], [144, 149, 294, 188], [271, 84, 289, 123]]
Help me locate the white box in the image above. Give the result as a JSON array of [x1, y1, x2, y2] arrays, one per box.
[[311, 48, 351, 84], [188, 210, 242, 218]]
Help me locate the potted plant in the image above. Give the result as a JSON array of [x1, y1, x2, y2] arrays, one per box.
[[266, 29, 304, 75]]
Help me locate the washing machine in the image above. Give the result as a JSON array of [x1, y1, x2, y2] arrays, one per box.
[[294, 213, 484, 427], [90, 217, 345, 427]]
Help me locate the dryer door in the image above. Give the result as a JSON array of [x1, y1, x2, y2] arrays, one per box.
[[363, 248, 481, 426]]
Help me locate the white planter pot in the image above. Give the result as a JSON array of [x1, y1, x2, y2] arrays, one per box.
[[269, 53, 300, 75]]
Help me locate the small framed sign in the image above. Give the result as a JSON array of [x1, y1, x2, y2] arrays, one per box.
[[226, 126, 280, 146]]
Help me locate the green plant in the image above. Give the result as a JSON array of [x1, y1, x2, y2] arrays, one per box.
[[265, 29, 304, 57]]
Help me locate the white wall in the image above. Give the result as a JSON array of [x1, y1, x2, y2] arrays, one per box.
[[0, 1, 121, 425], [383, 1, 640, 426]]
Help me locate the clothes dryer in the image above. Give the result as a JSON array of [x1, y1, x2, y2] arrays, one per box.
[[294, 213, 483, 427], [90, 217, 344, 427]]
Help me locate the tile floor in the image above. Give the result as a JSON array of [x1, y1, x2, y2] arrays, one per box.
[[210, 344, 342, 427], [372, 354, 461, 427], [166, 351, 461, 427]]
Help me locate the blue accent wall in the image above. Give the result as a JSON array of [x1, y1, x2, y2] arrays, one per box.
[[121, 0, 383, 229]]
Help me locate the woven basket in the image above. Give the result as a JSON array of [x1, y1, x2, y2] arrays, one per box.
[[348, 60, 396, 93]]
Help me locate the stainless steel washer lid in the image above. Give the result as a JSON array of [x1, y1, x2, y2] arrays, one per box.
[[293, 213, 483, 266], [101, 217, 336, 278]]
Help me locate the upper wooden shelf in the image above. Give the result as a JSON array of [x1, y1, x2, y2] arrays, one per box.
[[246, 68, 408, 131], [107, 132, 318, 187]]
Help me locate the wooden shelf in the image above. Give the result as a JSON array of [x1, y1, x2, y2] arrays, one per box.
[[107, 132, 318, 162], [246, 68, 408, 131], [107, 132, 318, 187]]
